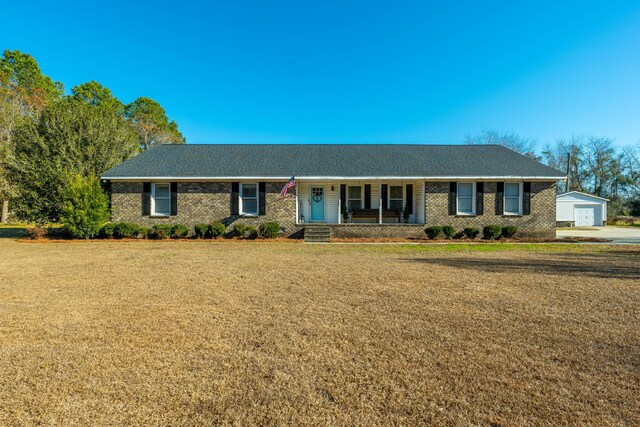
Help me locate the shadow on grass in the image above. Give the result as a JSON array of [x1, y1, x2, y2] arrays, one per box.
[[405, 253, 640, 280], [0, 227, 28, 238]]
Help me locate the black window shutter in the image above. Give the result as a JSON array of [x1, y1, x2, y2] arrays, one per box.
[[364, 184, 371, 209], [476, 182, 484, 215], [448, 182, 456, 215], [523, 182, 531, 215], [405, 184, 413, 214], [170, 182, 178, 216], [496, 182, 504, 215], [231, 182, 239, 215], [381, 184, 388, 209], [259, 182, 266, 216], [340, 184, 346, 210], [142, 182, 151, 215]]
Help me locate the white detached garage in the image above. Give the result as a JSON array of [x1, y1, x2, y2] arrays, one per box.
[[556, 191, 609, 227]]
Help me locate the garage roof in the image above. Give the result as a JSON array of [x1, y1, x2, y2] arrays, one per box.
[[556, 191, 609, 201]]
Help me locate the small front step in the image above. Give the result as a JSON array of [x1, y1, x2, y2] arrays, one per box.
[[304, 226, 331, 243]]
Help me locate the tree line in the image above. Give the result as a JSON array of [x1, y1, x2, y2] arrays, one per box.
[[466, 129, 640, 217], [0, 49, 184, 223], [2, 49, 639, 225]]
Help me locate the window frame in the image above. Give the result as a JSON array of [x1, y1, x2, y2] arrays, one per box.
[[151, 182, 171, 216], [503, 182, 523, 216], [239, 182, 259, 216], [388, 184, 404, 211], [456, 182, 476, 216], [347, 185, 363, 211]]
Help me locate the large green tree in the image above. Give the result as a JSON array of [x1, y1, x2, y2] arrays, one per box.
[[0, 49, 63, 222], [10, 97, 138, 223], [125, 97, 185, 150], [72, 80, 124, 114]]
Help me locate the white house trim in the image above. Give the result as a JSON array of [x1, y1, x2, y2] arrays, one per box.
[[103, 175, 566, 181]]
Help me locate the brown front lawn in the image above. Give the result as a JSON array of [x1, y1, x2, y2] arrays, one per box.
[[0, 240, 638, 425]]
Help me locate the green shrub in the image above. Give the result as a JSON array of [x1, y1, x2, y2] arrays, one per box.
[[99, 222, 117, 239], [442, 225, 456, 239], [452, 231, 465, 239], [210, 221, 226, 238], [137, 227, 152, 239], [425, 226, 443, 240], [245, 225, 259, 239], [113, 222, 140, 238], [60, 175, 110, 239], [171, 224, 190, 239], [463, 227, 480, 239], [483, 225, 502, 240], [194, 223, 210, 238], [151, 224, 172, 240], [501, 225, 517, 238], [233, 223, 247, 238], [259, 221, 280, 239]]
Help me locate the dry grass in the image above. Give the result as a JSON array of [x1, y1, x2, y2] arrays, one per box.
[[0, 240, 638, 426]]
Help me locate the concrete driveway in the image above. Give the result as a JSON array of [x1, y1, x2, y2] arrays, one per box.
[[557, 226, 640, 244]]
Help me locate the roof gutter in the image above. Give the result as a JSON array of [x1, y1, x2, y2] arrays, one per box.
[[102, 175, 567, 181]]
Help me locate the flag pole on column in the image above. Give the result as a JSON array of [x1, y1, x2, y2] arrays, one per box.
[[279, 176, 296, 198]]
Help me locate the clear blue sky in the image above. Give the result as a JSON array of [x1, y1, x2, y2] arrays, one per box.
[[3, 1, 640, 148]]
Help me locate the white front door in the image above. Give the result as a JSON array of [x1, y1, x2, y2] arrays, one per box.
[[575, 206, 595, 226], [310, 187, 325, 222]]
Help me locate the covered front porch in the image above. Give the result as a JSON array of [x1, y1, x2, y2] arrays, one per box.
[[295, 180, 426, 225]]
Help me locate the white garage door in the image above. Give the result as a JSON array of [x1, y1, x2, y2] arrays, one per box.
[[575, 206, 595, 226]]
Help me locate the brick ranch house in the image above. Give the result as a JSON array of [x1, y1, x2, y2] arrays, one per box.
[[101, 144, 566, 239]]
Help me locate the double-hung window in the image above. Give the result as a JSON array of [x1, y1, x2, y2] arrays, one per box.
[[389, 185, 404, 211], [240, 183, 258, 215], [347, 186, 362, 210], [152, 183, 170, 216], [504, 182, 522, 215], [457, 182, 475, 215]]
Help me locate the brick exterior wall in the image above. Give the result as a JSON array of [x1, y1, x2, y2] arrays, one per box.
[[111, 182, 297, 235], [425, 181, 557, 237], [111, 180, 557, 238]]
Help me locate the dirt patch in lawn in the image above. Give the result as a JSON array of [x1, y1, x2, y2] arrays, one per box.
[[0, 240, 638, 426]]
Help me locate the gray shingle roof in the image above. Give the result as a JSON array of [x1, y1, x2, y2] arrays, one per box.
[[102, 144, 566, 179]]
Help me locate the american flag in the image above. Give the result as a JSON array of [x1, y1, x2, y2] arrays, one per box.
[[279, 176, 296, 198]]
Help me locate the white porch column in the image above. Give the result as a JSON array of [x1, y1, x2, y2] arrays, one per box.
[[295, 181, 299, 224], [379, 183, 382, 224], [338, 197, 341, 224]]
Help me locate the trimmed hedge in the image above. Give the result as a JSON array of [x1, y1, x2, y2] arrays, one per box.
[[483, 225, 502, 240], [99, 222, 117, 238], [502, 225, 518, 238], [425, 226, 443, 240], [259, 222, 280, 239], [194, 223, 210, 238], [233, 223, 247, 238], [151, 224, 172, 240], [113, 222, 140, 239], [171, 224, 190, 239], [137, 227, 152, 239], [463, 227, 480, 239], [210, 221, 226, 238], [442, 225, 456, 239], [245, 225, 258, 239]]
